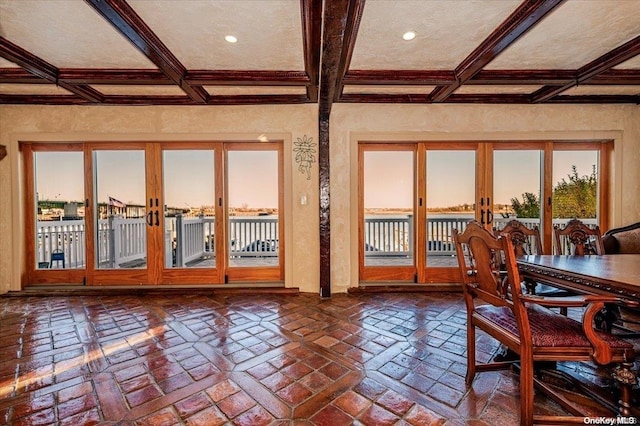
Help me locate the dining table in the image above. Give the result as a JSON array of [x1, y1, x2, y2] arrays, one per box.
[[516, 254, 640, 418], [517, 254, 640, 303]]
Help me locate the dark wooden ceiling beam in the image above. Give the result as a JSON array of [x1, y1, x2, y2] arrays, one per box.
[[339, 93, 433, 103], [339, 92, 639, 104], [301, 0, 323, 101], [59, 69, 171, 85], [431, 0, 566, 102], [343, 69, 640, 86], [0, 37, 104, 102], [343, 70, 456, 85], [588, 69, 640, 85], [470, 69, 574, 85], [320, 0, 365, 113], [186, 70, 309, 86], [340, 93, 533, 103], [532, 35, 640, 102], [0, 68, 49, 83], [85, 0, 208, 103], [3, 92, 635, 105], [207, 94, 311, 105], [0, 94, 311, 106], [0, 95, 92, 105], [547, 95, 640, 104]]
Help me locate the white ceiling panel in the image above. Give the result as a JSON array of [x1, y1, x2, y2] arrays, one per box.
[[0, 0, 155, 68], [350, 0, 521, 70], [487, 0, 640, 70], [129, 0, 304, 70]]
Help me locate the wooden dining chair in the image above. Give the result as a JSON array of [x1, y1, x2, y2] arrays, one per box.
[[553, 218, 604, 255], [454, 221, 637, 426], [497, 219, 576, 315], [495, 220, 543, 295]]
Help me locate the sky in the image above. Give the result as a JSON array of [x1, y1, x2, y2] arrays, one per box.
[[363, 149, 598, 208], [35, 148, 597, 209], [35, 150, 278, 209]]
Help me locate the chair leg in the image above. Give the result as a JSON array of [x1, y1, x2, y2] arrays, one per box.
[[466, 324, 477, 387], [613, 361, 638, 417], [520, 357, 534, 426]]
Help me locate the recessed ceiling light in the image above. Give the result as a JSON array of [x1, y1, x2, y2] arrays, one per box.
[[402, 31, 416, 41], [225, 35, 238, 43]]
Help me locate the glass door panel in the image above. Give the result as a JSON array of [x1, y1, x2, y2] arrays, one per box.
[[493, 150, 543, 253], [363, 150, 414, 268], [425, 150, 475, 267], [227, 150, 280, 269], [163, 150, 216, 269], [552, 150, 599, 253], [93, 150, 147, 269], [34, 151, 85, 270]]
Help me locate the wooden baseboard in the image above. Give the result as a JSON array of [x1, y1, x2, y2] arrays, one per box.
[[349, 283, 462, 294], [3, 285, 299, 298]]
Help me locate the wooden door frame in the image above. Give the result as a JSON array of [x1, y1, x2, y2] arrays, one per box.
[[22, 140, 286, 287], [86, 142, 152, 286], [157, 142, 224, 284], [357, 139, 613, 284], [22, 143, 87, 286], [224, 141, 285, 282], [358, 143, 417, 282], [418, 142, 481, 283]]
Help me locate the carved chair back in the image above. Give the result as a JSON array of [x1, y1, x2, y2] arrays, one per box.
[[495, 219, 543, 257], [454, 221, 519, 310], [553, 218, 604, 255]]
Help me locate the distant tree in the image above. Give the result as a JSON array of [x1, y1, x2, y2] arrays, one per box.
[[511, 192, 540, 218], [553, 165, 597, 218]]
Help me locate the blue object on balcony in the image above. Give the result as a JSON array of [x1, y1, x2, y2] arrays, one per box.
[[50, 249, 65, 268]]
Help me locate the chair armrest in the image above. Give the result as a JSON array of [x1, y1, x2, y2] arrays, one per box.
[[520, 293, 638, 309]]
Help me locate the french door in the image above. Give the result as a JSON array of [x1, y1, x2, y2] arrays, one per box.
[[359, 140, 612, 284], [24, 141, 283, 286]]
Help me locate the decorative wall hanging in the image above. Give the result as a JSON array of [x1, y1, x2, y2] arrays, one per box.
[[293, 135, 316, 180]]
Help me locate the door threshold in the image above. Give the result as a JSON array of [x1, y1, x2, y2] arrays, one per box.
[[350, 282, 461, 293], [8, 283, 295, 297]]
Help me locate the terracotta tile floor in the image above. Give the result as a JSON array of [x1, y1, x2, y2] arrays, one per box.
[[0, 291, 634, 425]]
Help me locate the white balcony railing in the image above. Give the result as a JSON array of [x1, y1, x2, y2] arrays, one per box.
[[36, 215, 595, 269]]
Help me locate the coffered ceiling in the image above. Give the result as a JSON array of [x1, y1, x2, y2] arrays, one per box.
[[1, 0, 639, 106]]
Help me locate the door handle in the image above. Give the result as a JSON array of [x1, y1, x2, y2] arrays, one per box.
[[154, 211, 159, 226], [146, 210, 153, 226], [480, 209, 485, 225], [487, 209, 493, 225]]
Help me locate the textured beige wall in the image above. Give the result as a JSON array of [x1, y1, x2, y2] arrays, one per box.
[[1, 104, 639, 295], [0, 105, 320, 294], [330, 104, 640, 293]]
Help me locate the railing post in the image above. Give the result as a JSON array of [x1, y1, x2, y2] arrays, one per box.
[[175, 214, 184, 267], [108, 215, 116, 268], [407, 214, 414, 258]]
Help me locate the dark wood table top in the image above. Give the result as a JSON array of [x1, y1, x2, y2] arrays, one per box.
[[517, 254, 640, 302]]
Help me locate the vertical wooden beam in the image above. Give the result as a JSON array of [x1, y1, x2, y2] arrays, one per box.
[[317, 0, 364, 297], [318, 115, 331, 297]]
